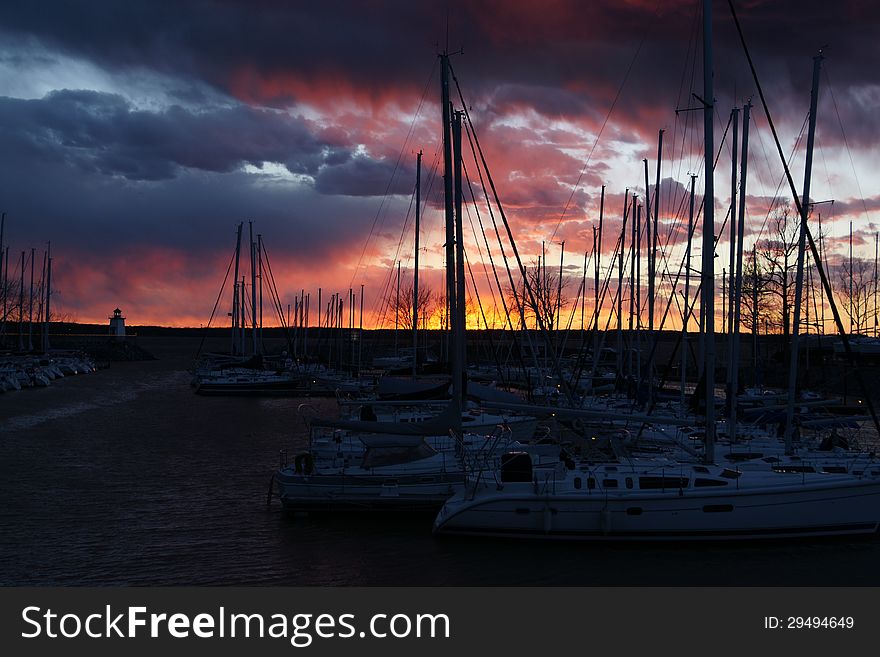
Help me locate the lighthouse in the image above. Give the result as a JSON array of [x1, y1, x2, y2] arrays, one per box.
[[109, 308, 126, 340]]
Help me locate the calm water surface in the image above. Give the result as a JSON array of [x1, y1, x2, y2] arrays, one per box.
[[2, 337, 879, 586]]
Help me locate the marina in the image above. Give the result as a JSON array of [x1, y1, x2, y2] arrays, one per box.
[[2, 0, 880, 593]]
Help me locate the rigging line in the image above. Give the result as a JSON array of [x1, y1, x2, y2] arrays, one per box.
[[372, 147, 442, 325], [461, 158, 502, 325], [462, 111, 530, 336], [462, 123, 532, 379], [462, 245, 490, 331], [460, 224, 504, 380], [549, 0, 662, 243], [671, 0, 702, 187], [727, 0, 880, 439], [374, 178, 419, 329], [452, 69, 574, 393], [194, 244, 237, 361], [349, 58, 438, 289], [825, 67, 873, 228], [458, 110, 543, 383], [259, 242, 295, 354], [751, 113, 809, 246], [374, 144, 442, 323], [372, 144, 439, 326]]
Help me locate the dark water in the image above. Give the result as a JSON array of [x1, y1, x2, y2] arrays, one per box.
[[2, 336, 880, 586]]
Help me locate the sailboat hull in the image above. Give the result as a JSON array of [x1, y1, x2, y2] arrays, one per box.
[[433, 475, 880, 541], [276, 470, 463, 513]]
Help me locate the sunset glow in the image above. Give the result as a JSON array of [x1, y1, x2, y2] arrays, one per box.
[[1, 1, 877, 332]]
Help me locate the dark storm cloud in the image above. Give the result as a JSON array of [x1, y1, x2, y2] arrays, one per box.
[[4, 2, 877, 119], [0, 127, 407, 260], [0, 88, 416, 196], [314, 155, 413, 197], [0, 90, 326, 181]]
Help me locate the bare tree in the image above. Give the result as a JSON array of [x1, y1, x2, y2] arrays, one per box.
[[505, 257, 571, 331], [757, 206, 800, 340], [836, 257, 873, 335], [387, 279, 436, 332], [740, 248, 772, 335]]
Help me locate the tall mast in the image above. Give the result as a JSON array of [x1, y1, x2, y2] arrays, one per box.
[[28, 247, 35, 351], [752, 243, 758, 382], [18, 251, 24, 351], [629, 194, 637, 378], [43, 250, 51, 353], [594, 185, 605, 369], [701, 0, 716, 463], [727, 107, 740, 340], [650, 130, 663, 407], [257, 235, 264, 347], [783, 53, 823, 454], [440, 53, 457, 378], [616, 189, 628, 378], [728, 100, 751, 444], [874, 231, 878, 337], [231, 222, 242, 356], [849, 220, 854, 333], [556, 241, 565, 333], [681, 174, 697, 414], [453, 109, 467, 407], [725, 107, 739, 414], [239, 276, 246, 354], [635, 202, 642, 388], [582, 247, 588, 332], [413, 150, 422, 379], [250, 221, 258, 355], [395, 260, 400, 357]]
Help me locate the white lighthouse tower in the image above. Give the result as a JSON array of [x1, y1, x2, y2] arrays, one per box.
[[109, 308, 126, 340]]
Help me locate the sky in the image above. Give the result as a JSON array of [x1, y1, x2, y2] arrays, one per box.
[[0, 0, 878, 329]]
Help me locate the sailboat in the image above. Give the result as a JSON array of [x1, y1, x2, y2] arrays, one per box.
[[192, 222, 308, 395], [432, 1, 880, 541]]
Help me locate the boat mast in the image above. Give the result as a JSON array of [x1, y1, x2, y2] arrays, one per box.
[[258, 235, 264, 348], [582, 247, 588, 332], [453, 108, 468, 407], [629, 193, 637, 379], [440, 53, 457, 388], [635, 202, 642, 390], [728, 100, 751, 443], [649, 130, 663, 407], [616, 189, 628, 379], [250, 221, 258, 356], [701, 0, 716, 463], [725, 107, 739, 411], [413, 150, 422, 379], [231, 222, 242, 356], [594, 185, 605, 370], [874, 231, 878, 337], [556, 241, 564, 334], [28, 247, 35, 351], [783, 53, 823, 454], [849, 220, 854, 334], [681, 174, 696, 414], [395, 260, 400, 357], [42, 243, 51, 352], [18, 251, 24, 351]]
